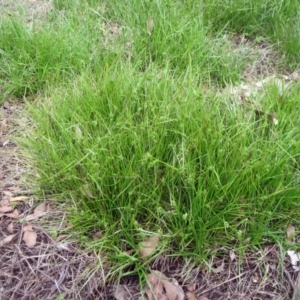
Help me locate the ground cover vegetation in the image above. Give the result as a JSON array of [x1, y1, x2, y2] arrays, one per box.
[[1, 0, 300, 291]]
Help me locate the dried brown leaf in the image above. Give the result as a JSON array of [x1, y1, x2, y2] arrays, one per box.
[[2, 140, 9, 147], [148, 272, 160, 286], [186, 292, 198, 300], [154, 282, 164, 299], [0, 205, 13, 213], [114, 285, 127, 300], [145, 287, 154, 300], [287, 250, 300, 271], [252, 272, 259, 283], [7, 222, 14, 233], [267, 113, 279, 125], [229, 250, 236, 261], [34, 202, 47, 216], [10, 196, 29, 202], [146, 272, 169, 300], [22, 228, 37, 248], [23, 224, 33, 232], [213, 261, 224, 273], [139, 236, 160, 259], [24, 214, 35, 221], [0, 199, 10, 206], [145, 283, 165, 300], [5, 209, 19, 219], [0, 234, 16, 247], [84, 189, 94, 198], [198, 297, 209, 300], [3, 190, 13, 197], [186, 283, 196, 292], [161, 279, 184, 300]]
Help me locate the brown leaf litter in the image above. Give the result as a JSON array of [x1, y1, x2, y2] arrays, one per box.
[[111, 247, 296, 300]]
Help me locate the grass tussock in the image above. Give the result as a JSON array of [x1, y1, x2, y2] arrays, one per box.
[[1, 0, 300, 277], [26, 68, 300, 260]]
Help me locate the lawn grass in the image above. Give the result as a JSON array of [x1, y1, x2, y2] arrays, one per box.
[[203, 0, 300, 66], [1, 0, 300, 282]]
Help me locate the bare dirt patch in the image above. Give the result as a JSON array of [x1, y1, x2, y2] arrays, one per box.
[[0, 0, 52, 24]]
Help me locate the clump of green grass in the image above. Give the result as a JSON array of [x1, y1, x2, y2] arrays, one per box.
[[0, 9, 105, 99], [202, 0, 300, 67], [24, 65, 300, 263], [0, 0, 247, 104]]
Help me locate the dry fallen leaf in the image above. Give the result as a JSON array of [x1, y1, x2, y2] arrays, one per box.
[[7, 222, 14, 233], [145, 284, 165, 300], [0, 199, 10, 206], [84, 189, 94, 198], [252, 272, 259, 283], [139, 236, 160, 260], [144, 287, 154, 300], [0, 205, 13, 213], [24, 214, 35, 221], [147, 17, 154, 35], [198, 297, 209, 300], [34, 202, 47, 216], [213, 261, 224, 273], [146, 271, 182, 300], [10, 196, 29, 202], [114, 285, 127, 300], [287, 224, 295, 242], [23, 224, 33, 231], [147, 272, 165, 300], [22, 225, 37, 248], [229, 250, 236, 261], [5, 209, 19, 219], [161, 279, 184, 300], [0, 234, 16, 247], [2, 140, 9, 147], [24, 202, 48, 221], [186, 283, 196, 292], [287, 250, 300, 271], [267, 112, 279, 125], [186, 292, 198, 300], [3, 190, 13, 197]]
